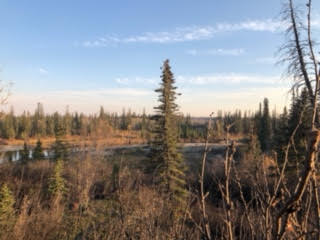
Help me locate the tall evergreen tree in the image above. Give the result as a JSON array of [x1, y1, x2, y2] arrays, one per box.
[[99, 106, 105, 120], [71, 112, 81, 135], [33, 139, 45, 160], [48, 159, 66, 197], [273, 107, 289, 161], [0, 184, 15, 237], [287, 88, 312, 165], [45, 115, 55, 137], [140, 108, 148, 138], [120, 108, 132, 130], [53, 113, 69, 161], [148, 59, 187, 207], [258, 98, 271, 152], [64, 106, 72, 136], [20, 141, 29, 163], [242, 111, 250, 135], [2, 109, 16, 139], [32, 102, 46, 137], [120, 108, 128, 130]]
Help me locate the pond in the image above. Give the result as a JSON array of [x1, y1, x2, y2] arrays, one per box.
[[0, 145, 50, 163]]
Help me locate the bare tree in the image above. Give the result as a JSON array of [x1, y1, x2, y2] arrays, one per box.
[[274, 0, 320, 238]]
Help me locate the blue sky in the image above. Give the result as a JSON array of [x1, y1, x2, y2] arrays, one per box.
[[0, 0, 319, 116]]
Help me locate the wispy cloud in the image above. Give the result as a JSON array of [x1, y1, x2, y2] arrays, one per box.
[[114, 73, 287, 87], [186, 48, 245, 56], [39, 68, 48, 75], [82, 19, 285, 47], [177, 73, 283, 85]]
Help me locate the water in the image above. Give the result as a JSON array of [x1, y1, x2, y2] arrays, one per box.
[[0, 147, 50, 163]]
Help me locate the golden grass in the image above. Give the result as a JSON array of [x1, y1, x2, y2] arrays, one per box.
[[2, 130, 146, 147]]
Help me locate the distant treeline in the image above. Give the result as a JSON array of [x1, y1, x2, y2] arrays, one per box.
[[0, 90, 310, 158], [0, 103, 150, 140]]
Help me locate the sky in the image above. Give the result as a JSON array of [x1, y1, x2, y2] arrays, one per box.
[[0, 0, 319, 116]]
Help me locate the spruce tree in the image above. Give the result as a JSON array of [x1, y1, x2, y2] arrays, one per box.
[[20, 141, 29, 163], [32, 102, 46, 137], [33, 139, 45, 160], [71, 112, 81, 135], [242, 111, 250, 135], [53, 113, 69, 161], [273, 107, 289, 161], [0, 184, 15, 237], [64, 106, 72, 136], [45, 116, 55, 137], [140, 108, 148, 138], [182, 114, 192, 139], [48, 159, 66, 197], [287, 88, 312, 166], [99, 106, 105, 120], [120, 108, 132, 130], [258, 98, 271, 152], [148, 59, 187, 207]]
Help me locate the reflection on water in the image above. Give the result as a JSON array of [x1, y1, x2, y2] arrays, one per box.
[[0, 149, 49, 163]]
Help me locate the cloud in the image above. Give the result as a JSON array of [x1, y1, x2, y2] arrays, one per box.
[[82, 19, 285, 47], [215, 19, 283, 32], [176, 73, 283, 85], [39, 68, 48, 75], [114, 74, 287, 87], [186, 48, 245, 56]]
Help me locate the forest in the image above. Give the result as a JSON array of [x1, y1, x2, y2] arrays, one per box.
[[0, 0, 320, 239]]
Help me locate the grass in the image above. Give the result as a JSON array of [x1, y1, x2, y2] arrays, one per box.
[[2, 130, 146, 148]]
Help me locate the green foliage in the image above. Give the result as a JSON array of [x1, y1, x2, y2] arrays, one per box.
[[53, 114, 69, 161], [247, 133, 262, 161], [1, 109, 16, 139], [32, 102, 46, 137], [111, 163, 120, 191], [287, 89, 312, 166], [120, 108, 132, 130], [273, 107, 289, 160], [148, 59, 188, 207], [0, 184, 15, 237], [20, 141, 30, 163], [33, 139, 45, 160], [258, 98, 271, 152], [179, 114, 206, 140], [16, 111, 31, 139], [140, 108, 149, 138], [273, 88, 312, 170], [45, 115, 55, 137], [48, 159, 66, 197], [71, 112, 81, 135]]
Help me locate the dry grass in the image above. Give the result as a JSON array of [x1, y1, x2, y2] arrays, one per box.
[[2, 129, 146, 148]]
